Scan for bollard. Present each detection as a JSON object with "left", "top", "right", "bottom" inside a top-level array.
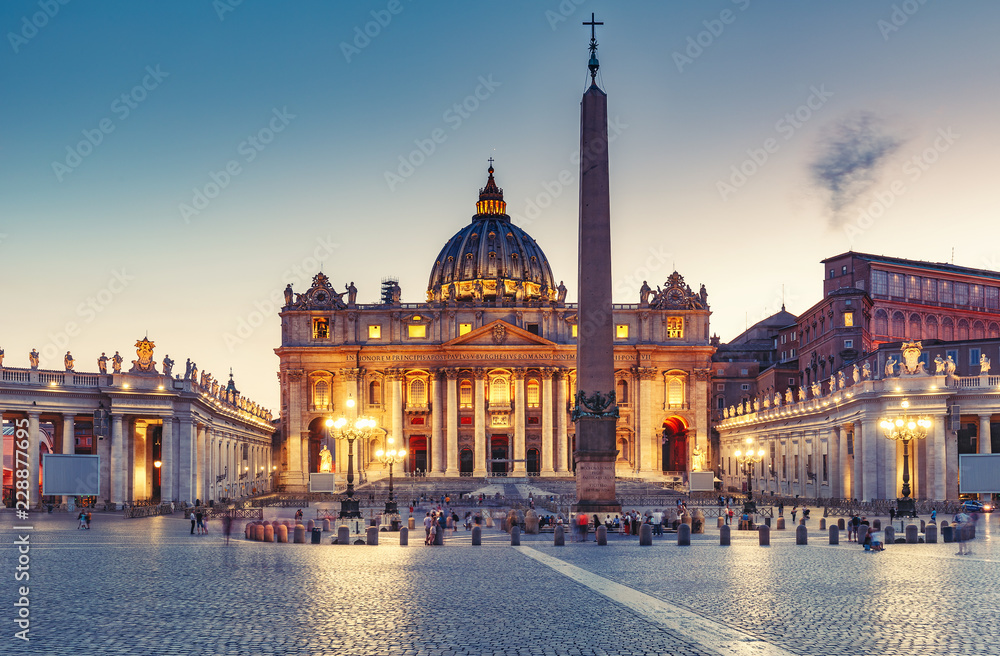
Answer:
[
  {"left": 435, "top": 525, "right": 444, "bottom": 545},
  {"left": 942, "top": 525, "right": 954, "bottom": 542},
  {"left": 925, "top": 523, "right": 937, "bottom": 543},
  {"left": 796, "top": 524, "right": 808, "bottom": 545},
  {"left": 399, "top": 526, "right": 408, "bottom": 546},
  {"left": 307, "top": 519, "right": 315, "bottom": 532},
  {"left": 322, "top": 519, "right": 331, "bottom": 532},
  {"left": 472, "top": 525, "right": 482, "bottom": 546},
  {"left": 277, "top": 524, "right": 288, "bottom": 543},
  {"left": 857, "top": 525, "right": 869, "bottom": 545},
  {"left": 872, "top": 519, "right": 881, "bottom": 530},
  {"left": 883, "top": 526, "right": 895, "bottom": 545},
  {"left": 677, "top": 523, "right": 691, "bottom": 546},
  {"left": 639, "top": 524, "right": 652, "bottom": 546},
  {"left": 255, "top": 524, "right": 265, "bottom": 542},
  {"left": 553, "top": 525, "right": 564, "bottom": 546},
  {"left": 905, "top": 524, "right": 918, "bottom": 544},
  {"left": 681, "top": 513, "right": 692, "bottom": 528},
  {"left": 337, "top": 525, "right": 350, "bottom": 545},
  {"left": 692, "top": 510, "right": 705, "bottom": 534},
  {"left": 819, "top": 518, "right": 826, "bottom": 530},
  {"left": 408, "top": 516, "right": 415, "bottom": 530},
  {"left": 720, "top": 525, "right": 731, "bottom": 546},
  {"left": 597, "top": 525, "right": 608, "bottom": 546},
  {"left": 758, "top": 525, "right": 770, "bottom": 546},
  {"left": 263, "top": 524, "right": 274, "bottom": 542},
  {"left": 293, "top": 524, "right": 306, "bottom": 544},
  {"left": 717, "top": 516, "right": 725, "bottom": 529},
  {"left": 829, "top": 524, "right": 839, "bottom": 544},
  {"left": 244, "top": 522, "right": 252, "bottom": 540},
  {"left": 366, "top": 526, "right": 378, "bottom": 546},
  {"left": 920, "top": 520, "right": 926, "bottom": 533},
  {"left": 838, "top": 518, "right": 845, "bottom": 530},
  {"left": 510, "top": 526, "right": 520, "bottom": 546},
  {"left": 776, "top": 517, "right": 785, "bottom": 530},
  {"left": 800, "top": 518, "right": 806, "bottom": 526}
]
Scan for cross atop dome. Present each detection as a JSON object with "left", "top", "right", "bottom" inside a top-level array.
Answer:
[
  {"left": 476, "top": 160, "right": 506, "bottom": 217},
  {"left": 583, "top": 12, "right": 603, "bottom": 85}
]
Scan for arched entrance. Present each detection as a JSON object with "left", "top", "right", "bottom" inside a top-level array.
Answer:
[
  {"left": 459, "top": 448, "right": 474, "bottom": 475},
  {"left": 408, "top": 436, "right": 427, "bottom": 473},
  {"left": 526, "top": 448, "right": 540, "bottom": 474},
  {"left": 490, "top": 435, "right": 508, "bottom": 475},
  {"left": 661, "top": 416, "right": 689, "bottom": 472},
  {"left": 307, "top": 417, "right": 331, "bottom": 473}
]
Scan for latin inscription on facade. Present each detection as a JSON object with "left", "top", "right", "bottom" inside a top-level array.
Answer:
[{"left": 358, "top": 352, "right": 651, "bottom": 362}]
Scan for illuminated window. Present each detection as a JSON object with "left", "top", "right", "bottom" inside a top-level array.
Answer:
[
  {"left": 616, "top": 379, "right": 629, "bottom": 404},
  {"left": 491, "top": 378, "right": 509, "bottom": 405},
  {"left": 409, "top": 379, "right": 427, "bottom": 405},
  {"left": 615, "top": 324, "right": 629, "bottom": 339},
  {"left": 843, "top": 312, "right": 854, "bottom": 327},
  {"left": 313, "top": 380, "right": 329, "bottom": 408},
  {"left": 312, "top": 318, "right": 329, "bottom": 339},
  {"left": 459, "top": 323, "right": 472, "bottom": 336},
  {"left": 666, "top": 374, "right": 685, "bottom": 407},
  {"left": 368, "top": 380, "right": 381, "bottom": 406},
  {"left": 571, "top": 325, "right": 578, "bottom": 337},
  {"left": 460, "top": 380, "right": 472, "bottom": 407},
  {"left": 368, "top": 325, "right": 381, "bottom": 339},
  {"left": 526, "top": 380, "right": 540, "bottom": 407},
  {"left": 667, "top": 317, "right": 684, "bottom": 338},
  {"left": 408, "top": 324, "right": 426, "bottom": 338}
]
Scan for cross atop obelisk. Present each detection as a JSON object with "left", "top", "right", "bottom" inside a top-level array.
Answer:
[{"left": 572, "top": 13, "right": 619, "bottom": 517}]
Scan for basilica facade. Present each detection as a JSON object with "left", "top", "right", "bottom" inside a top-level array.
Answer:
[{"left": 275, "top": 166, "right": 715, "bottom": 491}]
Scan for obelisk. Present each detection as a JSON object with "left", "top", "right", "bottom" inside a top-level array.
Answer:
[{"left": 572, "top": 14, "right": 620, "bottom": 516}]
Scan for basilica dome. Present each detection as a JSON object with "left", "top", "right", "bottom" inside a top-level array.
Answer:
[{"left": 427, "top": 165, "right": 557, "bottom": 304}]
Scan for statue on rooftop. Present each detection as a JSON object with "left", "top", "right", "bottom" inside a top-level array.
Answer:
[
  {"left": 111, "top": 351, "right": 123, "bottom": 373},
  {"left": 98, "top": 353, "right": 109, "bottom": 374}
]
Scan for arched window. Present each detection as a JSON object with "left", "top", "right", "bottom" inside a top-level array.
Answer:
[
  {"left": 617, "top": 437, "right": 630, "bottom": 462},
  {"left": 526, "top": 380, "right": 540, "bottom": 407},
  {"left": 973, "top": 321, "right": 985, "bottom": 340},
  {"left": 460, "top": 380, "right": 473, "bottom": 407},
  {"left": 989, "top": 323, "right": 1000, "bottom": 339},
  {"left": 908, "top": 314, "right": 921, "bottom": 340},
  {"left": 409, "top": 379, "right": 427, "bottom": 405},
  {"left": 874, "top": 310, "right": 889, "bottom": 336},
  {"left": 891, "top": 312, "right": 905, "bottom": 339},
  {"left": 942, "top": 317, "right": 954, "bottom": 341},
  {"left": 616, "top": 378, "right": 629, "bottom": 405},
  {"left": 368, "top": 380, "right": 382, "bottom": 406},
  {"left": 313, "top": 380, "right": 329, "bottom": 409},
  {"left": 665, "top": 372, "right": 686, "bottom": 408},
  {"left": 958, "top": 319, "right": 970, "bottom": 341},
  {"left": 491, "top": 377, "right": 509, "bottom": 405}
]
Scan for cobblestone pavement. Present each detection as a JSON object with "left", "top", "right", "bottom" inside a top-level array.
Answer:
[{"left": 2, "top": 509, "right": 997, "bottom": 656}]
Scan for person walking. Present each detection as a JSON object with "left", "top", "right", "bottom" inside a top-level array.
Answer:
[
  {"left": 222, "top": 515, "right": 233, "bottom": 545},
  {"left": 195, "top": 508, "right": 205, "bottom": 535},
  {"left": 85, "top": 510, "right": 92, "bottom": 529},
  {"left": 78, "top": 510, "right": 88, "bottom": 529},
  {"left": 423, "top": 512, "right": 433, "bottom": 544},
  {"left": 190, "top": 509, "right": 197, "bottom": 535},
  {"left": 577, "top": 512, "right": 589, "bottom": 542},
  {"left": 791, "top": 507, "right": 798, "bottom": 524}
]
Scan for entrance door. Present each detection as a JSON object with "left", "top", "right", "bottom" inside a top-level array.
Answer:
[
  {"left": 526, "top": 448, "right": 540, "bottom": 474},
  {"left": 661, "top": 416, "right": 689, "bottom": 472},
  {"left": 409, "top": 436, "right": 427, "bottom": 473},
  {"left": 491, "top": 435, "right": 508, "bottom": 475},
  {"left": 459, "top": 448, "right": 474, "bottom": 475}
]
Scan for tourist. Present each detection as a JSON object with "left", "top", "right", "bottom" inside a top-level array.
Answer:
[
  {"left": 652, "top": 509, "right": 663, "bottom": 536},
  {"left": 85, "top": 510, "right": 92, "bottom": 529},
  {"left": 954, "top": 511, "right": 972, "bottom": 555},
  {"left": 791, "top": 507, "right": 797, "bottom": 523},
  {"left": 621, "top": 514, "right": 629, "bottom": 536},
  {"left": 423, "top": 512, "right": 432, "bottom": 544},
  {"left": 196, "top": 508, "right": 205, "bottom": 535},
  {"left": 577, "top": 512, "right": 589, "bottom": 542},
  {"left": 190, "top": 510, "right": 197, "bottom": 535},
  {"left": 78, "top": 510, "right": 88, "bottom": 529},
  {"left": 294, "top": 509, "right": 303, "bottom": 523},
  {"left": 778, "top": 502, "right": 784, "bottom": 517},
  {"left": 429, "top": 519, "right": 438, "bottom": 545},
  {"left": 438, "top": 511, "right": 447, "bottom": 540},
  {"left": 930, "top": 508, "right": 937, "bottom": 523}
]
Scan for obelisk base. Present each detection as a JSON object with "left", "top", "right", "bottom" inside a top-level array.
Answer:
[{"left": 572, "top": 419, "right": 620, "bottom": 514}]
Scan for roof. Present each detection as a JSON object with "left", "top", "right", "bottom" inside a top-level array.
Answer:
[{"left": 823, "top": 251, "right": 1000, "bottom": 282}]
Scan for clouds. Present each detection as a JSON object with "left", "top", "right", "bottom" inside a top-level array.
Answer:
[{"left": 809, "top": 112, "right": 907, "bottom": 222}]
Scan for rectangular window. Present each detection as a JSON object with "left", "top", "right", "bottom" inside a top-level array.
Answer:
[
  {"left": 843, "top": 312, "right": 854, "bottom": 327},
  {"left": 312, "top": 318, "right": 329, "bottom": 339},
  {"left": 741, "top": 383, "right": 750, "bottom": 391},
  {"left": 806, "top": 454, "right": 813, "bottom": 480},
  {"left": 829, "top": 269, "right": 835, "bottom": 279},
  {"left": 460, "top": 381, "right": 472, "bottom": 407},
  {"left": 987, "top": 286, "right": 1000, "bottom": 310},
  {"left": 459, "top": 323, "right": 472, "bottom": 336},
  {"left": 844, "top": 339, "right": 853, "bottom": 349},
  {"left": 889, "top": 272, "right": 905, "bottom": 297},
  {"left": 955, "top": 282, "right": 969, "bottom": 306},
  {"left": 716, "top": 384, "right": 725, "bottom": 391},
  {"left": 794, "top": 454, "right": 800, "bottom": 480},
  {"left": 923, "top": 277, "right": 937, "bottom": 302},
  {"left": 970, "top": 348, "right": 981, "bottom": 368},
  {"left": 526, "top": 323, "right": 540, "bottom": 335},
  {"left": 408, "top": 324, "right": 427, "bottom": 338},
  {"left": 716, "top": 368, "right": 724, "bottom": 375},
  {"left": 717, "top": 397, "right": 724, "bottom": 409},
  {"left": 847, "top": 432, "right": 854, "bottom": 456},
  {"left": 615, "top": 324, "right": 629, "bottom": 339},
  {"left": 526, "top": 381, "right": 540, "bottom": 407},
  {"left": 368, "top": 325, "right": 381, "bottom": 339},
  {"left": 571, "top": 325, "right": 578, "bottom": 337},
  {"left": 871, "top": 270, "right": 888, "bottom": 296},
  {"left": 939, "top": 280, "right": 953, "bottom": 303},
  {"left": 782, "top": 454, "right": 787, "bottom": 478},
  {"left": 667, "top": 317, "right": 684, "bottom": 338},
  {"left": 790, "top": 348, "right": 796, "bottom": 357},
  {"left": 788, "top": 377, "right": 796, "bottom": 385},
  {"left": 842, "top": 265, "right": 847, "bottom": 275},
  {"left": 823, "top": 454, "right": 829, "bottom": 483},
  {"left": 527, "top": 416, "right": 540, "bottom": 425},
  {"left": 907, "top": 275, "right": 921, "bottom": 299},
  {"left": 740, "top": 369, "right": 749, "bottom": 375},
  {"left": 460, "top": 416, "right": 473, "bottom": 425},
  {"left": 971, "top": 284, "right": 984, "bottom": 308}
]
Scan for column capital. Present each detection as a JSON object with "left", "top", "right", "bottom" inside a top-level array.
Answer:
[
  {"left": 444, "top": 368, "right": 461, "bottom": 380},
  {"left": 511, "top": 368, "right": 527, "bottom": 380},
  {"left": 473, "top": 367, "right": 487, "bottom": 380},
  {"left": 285, "top": 369, "right": 305, "bottom": 381},
  {"left": 636, "top": 367, "right": 658, "bottom": 380},
  {"left": 539, "top": 367, "right": 555, "bottom": 380},
  {"left": 341, "top": 367, "right": 361, "bottom": 381}
]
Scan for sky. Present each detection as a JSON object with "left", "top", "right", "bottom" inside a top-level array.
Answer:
[{"left": 2, "top": 1, "right": 999, "bottom": 413}]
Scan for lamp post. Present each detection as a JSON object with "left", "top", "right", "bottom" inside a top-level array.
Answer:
[
  {"left": 880, "top": 400, "right": 931, "bottom": 518},
  {"left": 734, "top": 437, "right": 766, "bottom": 515},
  {"left": 331, "top": 413, "right": 382, "bottom": 518},
  {"left": 374, "top": 437, "right": 407, "bottom": 516}
]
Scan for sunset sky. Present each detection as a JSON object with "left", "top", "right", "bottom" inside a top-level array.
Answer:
[{"left": 2, "top": 1, "right": 999, "bottom": 411}]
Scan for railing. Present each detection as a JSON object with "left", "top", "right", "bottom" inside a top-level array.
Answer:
[
  {"left": 2, "top": 369, "right": 30, "bottom": 383},
  {"left": 123, "top": 503, "right": 174, "bottom": 519},
  {"left": 206, "top": 507, "right": 264, "bottom": 520},
  {"left": 73, "top": 374, "right": 101, "bottom": 386},
  {"left": 39, "top": 372, "right": 63, "bottom": 384},
  {"left": 957, "top": 375, "right": 1000, "bottom": 388}
]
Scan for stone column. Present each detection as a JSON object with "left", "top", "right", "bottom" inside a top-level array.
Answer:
[
  {"left": 861, "top": 417, "right": 879, "bottom": 502},
  {"left": 27, "top": 412, "right": 40, "bottom": 508},
  {"left": 431, "top": 370, "right": 444, "bottom": 474},
  {"left": 541, "top": 369, "right": 555, "bottom": 474},
  {"left": 836, "top": 426, "right": 849, "bottom": 500},
  {"left": 884, "top": 435, "right": 897, "bottom": 502},
  {"left": 828, "top": 427, "right": 840, "bottom": 499},
  {"left": 62, "top": 414, "right": 75, "bottom": 454},
  {"left": 946, "top": 423, "right": 959, "bottom": 500},
  {"left": 797, "top": 435, "right": 807, "bottom": 497},
  {"left": 555, "top": 370, "right": 568, "bottom": 473},
  {"left": 979, "top": 414, "right": 992, "bottom": 454},
  {"left": 637, "top": 368, "right": 656, "bottom": 474},
  {"left": 196, "top": 423, "right": 206, "bottom": 503},
  {"left": 513, "top": 369, "right": 526, "bottom": 475},
  {"left": 473, "top": 370, "right": 487, "bottom": 476},
  {"left": 284, "top": 370, "right": 305, "bottom": 490},
  {"left": 931, "top": 416, "right": 946, "bottom": 501},
  {"left": 445, "top": 370, "right": 459, "bottom": 475},
  {"left": 390, "top": 373, "right": 404, "bottom": 459},
  {"left": 111, "top": 414, "right": 124, "bottom": 505},
  {"left": 161, "top": 417, "right": 174, "bottom": 503},
  {"left": 178, "top": 417, "right": 195, "bottom": 505},
  {"left": 875, "top": 418, "right": 887, "bottom": 500}
]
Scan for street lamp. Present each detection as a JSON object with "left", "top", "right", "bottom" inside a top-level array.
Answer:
[
  {"left": 374, "top": 437, "right": 407, "bottom": 516},
  {"left": 880, "top": 400, "right": 931, "bottom": 518},
  {"left": 734, "top": 437, "right": 766, "bottom": 515},
  {"left": 331, "top": 413, "right": 382, "bottom": 518}
]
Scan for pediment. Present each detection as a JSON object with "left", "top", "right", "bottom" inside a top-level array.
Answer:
[{"left": 444, "top": 320, "right": 556, "bottom": 347}]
